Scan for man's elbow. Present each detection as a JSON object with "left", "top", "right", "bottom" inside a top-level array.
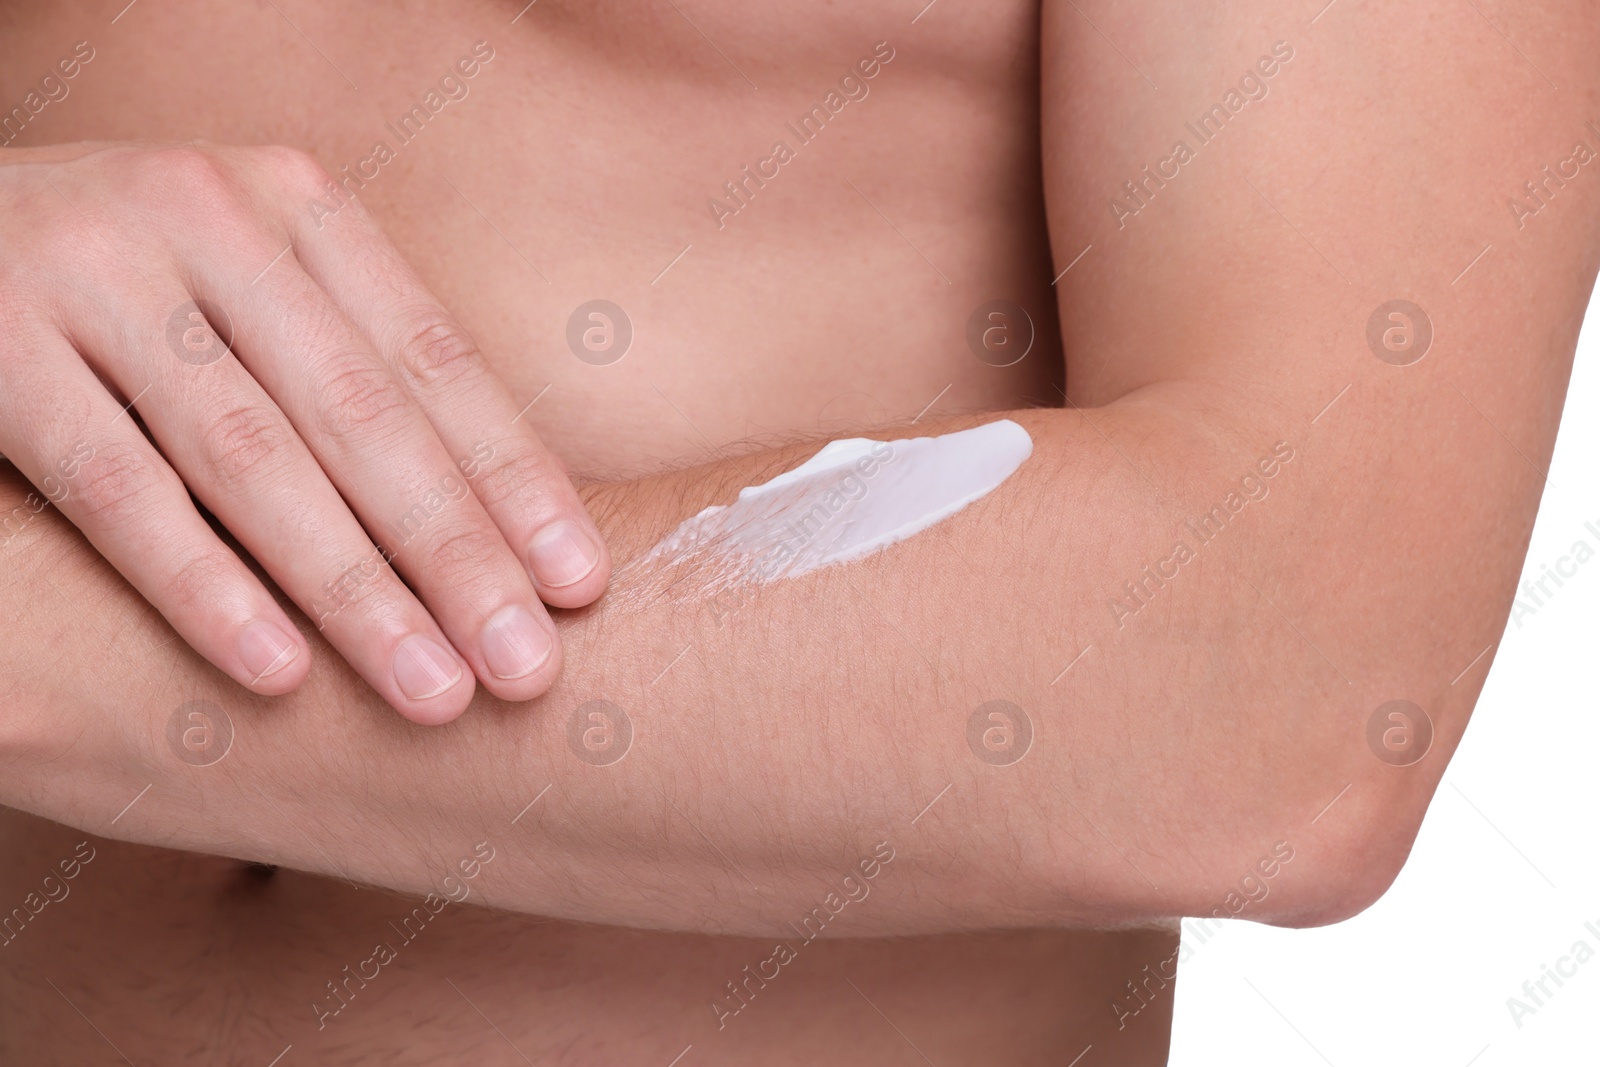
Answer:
[
  {"left": 1031, "top": 757, "right": 1436, "bottom": 933},
  {"left": 1233, "top": 706, "right": 1459, "bottom": 930}
]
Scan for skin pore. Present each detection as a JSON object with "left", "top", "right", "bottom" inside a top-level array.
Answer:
[{"left": 3, "top": 0, "right": 1600, "bottom": 1064}]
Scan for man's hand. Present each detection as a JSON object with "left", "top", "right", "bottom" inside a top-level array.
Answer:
[{"left": 0, "top": 142, "right": 609, "bottom": 723}]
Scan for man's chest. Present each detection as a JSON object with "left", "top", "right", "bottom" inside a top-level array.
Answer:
[{"left": 4, "top": 0, "right": 1061, "bottom": 472}]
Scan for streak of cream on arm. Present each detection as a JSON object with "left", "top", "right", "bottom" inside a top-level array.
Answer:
[{"left": 615, "top": 419, "right": 1034, "bottom": 604}]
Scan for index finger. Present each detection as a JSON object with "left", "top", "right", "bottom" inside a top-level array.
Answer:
[{"left": 290, "top": 195, "right": 611, "bottom": 611}]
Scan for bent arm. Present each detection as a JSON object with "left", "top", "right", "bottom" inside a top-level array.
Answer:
[
  {"left": 5, "top": 0, "right": 1600, "bottom": 937},
  {"left": 0, "top": 362, "right": 1578, "bottom": 938}
]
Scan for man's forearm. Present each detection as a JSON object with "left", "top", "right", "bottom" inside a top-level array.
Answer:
[{"left": 0, "top": 364, "right": 1537, "bottom": 936}]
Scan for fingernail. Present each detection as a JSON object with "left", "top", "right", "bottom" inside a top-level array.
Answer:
[
  {"left": 239, "top": 620, "right": 299, "bottom": 681},
  {"left": 480, "top": 604, "right": 554, "bottom": 680},
  {"left": 393, "top": 636, "right": 463, "bottom": 700},
  {"left": 527, "top": 520, "right": 600, "bottom": 588}
]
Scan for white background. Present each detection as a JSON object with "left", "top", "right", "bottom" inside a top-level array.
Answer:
[{"left": 1170, "top": 294, "right": 1600, "bottom": 1063}]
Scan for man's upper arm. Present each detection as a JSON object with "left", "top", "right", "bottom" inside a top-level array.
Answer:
[
  {"left": 1026, "top": 0, "right": 1600, "bottom": 904},
  {"left": 1043, "top": 0, "right": 1600, "bottom": 403}
]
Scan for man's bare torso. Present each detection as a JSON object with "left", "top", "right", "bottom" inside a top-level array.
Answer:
[{"left": 0, "top": 1, "right": 1175, "bottom": 1062}]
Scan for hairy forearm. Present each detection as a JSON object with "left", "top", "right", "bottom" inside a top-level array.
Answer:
[{"left": 0, "top": 357, "right": 1545, "bottom": 935}]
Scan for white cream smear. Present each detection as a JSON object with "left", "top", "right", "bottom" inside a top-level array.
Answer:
[{"left": 631, "top": 418, "right": 1033, "bottom": 597}]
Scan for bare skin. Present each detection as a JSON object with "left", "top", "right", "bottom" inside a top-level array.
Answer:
[
  {"left": 2, "top": 0, "right": 1598, "bottom": 1065},
  {"left": 2, "top": 3, "right": 1145, "bottom": 1064}
]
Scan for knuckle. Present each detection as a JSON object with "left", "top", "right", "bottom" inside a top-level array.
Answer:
[
  {"left": 125, "top": 149, "right": 260, "bottom": 237},
  {"left": 316, "top": 362, "right": 411, "bottom": 440},
  {"left": 471, "top": 446, "right": 560, "bottom": 514},
  {"left": 311, "top": 547, "right": 395, "bottom": 625},
  {"left": 71, "top": 441, "right": 168, "bottom": 523},
  {"left": 161, "top": 549, "right": 239, "bottom": 615},
  {"left": 261, "top": 145, "right": 333, "bottom": 196},
  {"left": 137, "top": 147, "right": 233, "bottom": 201},
  {"left": 199, "top": 403, "right": 294, "bottom": 487},
  {"left": 397, "top": 316, "right": 484, "bottom": 387},
  {"left": 418, "top": 524, "right": 506, "bottom": 583}
]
